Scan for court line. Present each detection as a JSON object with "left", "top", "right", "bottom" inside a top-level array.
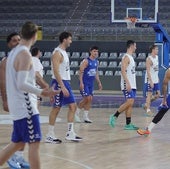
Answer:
[{"left": 41, "top": 153, "right": 93, "bottom": 169}]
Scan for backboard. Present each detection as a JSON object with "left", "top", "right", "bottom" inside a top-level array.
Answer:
[{"left": 111, "top": 0, "right": 158, "bottom": 24}]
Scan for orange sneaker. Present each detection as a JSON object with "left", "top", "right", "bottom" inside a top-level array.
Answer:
[{"left": 137, "top": 129, "right": 150, "bottom": 136}]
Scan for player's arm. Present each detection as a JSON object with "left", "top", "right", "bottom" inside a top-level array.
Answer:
[
  {"left": 95, "top": 65, "right": 102, "bottom": 90},
  {"left": 146, "top": 57, "right": 153, "bottom": 85},
  {"left": 14, "top": 50, "right": 59, "bottom": 97},
  {"left": 121, "top": 55, "right": 131, "bottom": 91},
  {"left": 14, "top": 50, "right": 43, "bottom": 95},
  {"left": 0, "top": 59, "right": 7, "bottom": 102},
  {"left": 51, "top": 51, "right": 69, "bottom": 96},
  {"left": 79, "top": 59, "right": 88, "bottom": 90},
  {"left": 0, "top": 58, "right": 9, "bottom": 111},
  {"left": 162, "top": 69, "right": 170, "bottom": 105}
]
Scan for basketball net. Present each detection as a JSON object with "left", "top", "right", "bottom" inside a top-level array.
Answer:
[{"left": 125, "top": 17, "right": 137, "bottom": 29}]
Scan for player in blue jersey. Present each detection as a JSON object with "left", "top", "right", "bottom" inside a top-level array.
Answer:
[
  {"left": 137, "top": 68, "right": 170, "bottom": 136},
  {"left": 75, "top": 46, "right": 102, "bottom": 123}
]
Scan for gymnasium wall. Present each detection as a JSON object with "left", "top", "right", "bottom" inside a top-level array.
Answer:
[{"left": 0, "top": 40, "right": 153, "bottom": 91}]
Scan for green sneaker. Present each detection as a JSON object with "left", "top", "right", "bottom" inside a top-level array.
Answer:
[
  {"left": 124, "top": 123, "right": 139, "bottom": 130},
  {"left": 109, "top": 114, "right": 117, "bottom": 128}
]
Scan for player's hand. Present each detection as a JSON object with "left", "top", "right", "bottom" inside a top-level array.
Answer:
[
  {"left": 79, "top": 83, "right": 84, "bottom": 91},
  {"left": 41, "top": 86, "right": 61, "bottom": 97},
  {"left": 150, "top": 81, "right": 154, "bottom": 88},
  {"left": 61, "top": 86, "right": 69, "bottom": 97},
  {"left": 50, "top": 96, "right": 54, "bottom": 104},
  {"left": 126, "top": 82, "right": 131, "bottom": 92},
  {"left": 98, "top": 82, "right": 102, "bottom": 90}
]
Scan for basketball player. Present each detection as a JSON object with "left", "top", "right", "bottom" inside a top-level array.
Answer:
[
  {"left": 143, "top": 44, "right": 160, "bottom": 116},
  {"left": 0, "top": 21, "right": 59, "bottom": 169},
  {"left": 109, "top": 40, "right": 139, "bottom": 130},
  {"left": 75, "top": 46, "right": 102, "bottom": 123},
  {"left": 0, "top": 33, "right": 30, "bottom": 169},
  {"left": 31, "top": 47, "right": 49, "bottom": 108},
  {"left": 137, "top": 68, "right": 170, "bottom": 135},
  {"left": 45, "top": 31, "right": 82, "bottom": 143}
]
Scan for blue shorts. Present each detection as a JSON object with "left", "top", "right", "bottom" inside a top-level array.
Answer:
[
  {"left": 80, "top": 83, "right": 94, "bottom": 97},
  {"left": 51, "top": 79, "right": 75, "bottom": 107},
  {"left": 145, "top": 83, "right": 160, "bottom": 93},
  {"left": 12, "top": 114, "right": 41, "bottom": 143},
  {"left": 122, "top": 89, "right": 136, "bottom": 99}
]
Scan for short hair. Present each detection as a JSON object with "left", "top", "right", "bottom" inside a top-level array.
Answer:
[
  {"left": 31, "top": 47, "right": 39, "bottom": 56},
  {"left": 149, "top": 44, "right": 158, "bottom": 53},
  {"left": 126, "top": 40, "right": 135, "bottom": 49},
  {"left": 59, "top": 32, "right": 72, "bottom": 43},
  {"left": 21, "top": 21, "right": 38, "bottom": 40},
  {"left": 6, "top": 32, "right": 19, "bottom": 44},
  {"left": 90, "top": 46, "right": 99, "bottom": 51}
]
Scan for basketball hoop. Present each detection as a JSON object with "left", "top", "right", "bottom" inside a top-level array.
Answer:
[{"left": 125, "top": 17, "right": 137, "bottom": 29}]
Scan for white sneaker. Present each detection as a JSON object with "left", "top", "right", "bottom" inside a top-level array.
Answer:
[
  {"left": 7, "top": 154, "right": 21, "bottom": 169},
  {"left": 45, "top": 135, "right": 62, "bottom": 144},
  {"left": 65, "top": 131, "right": 83, "bottom": 142},
  {"left": 74, "top": 114, "right": 81, "bottom": 123},
  {"left": 83, "top": 116, "right": 93, "bottom": 123}
]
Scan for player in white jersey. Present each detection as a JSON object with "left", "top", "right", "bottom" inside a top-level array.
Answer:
[
  {"left": 31, "top": 47, "right": 49, "bottom": 108},
  {"left": 137, "top": 68, "right": 170, "bottom": 136},
  {"left": 0, "top": 21, "right": 59, "bottom": 169},
  {"left": 143, "top": 45, "right": 160, "bottom": 116},
  {"left": 45, "top": 31, "right": 82, "bottom": 144},
  {"left": 0, "top": 32, "right": 31, "bottom": 169},
  {"left": 109, "top": 40, "right": 139, "bottom": 130}
]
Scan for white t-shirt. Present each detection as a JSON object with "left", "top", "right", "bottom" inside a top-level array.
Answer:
[
  {"left": 6, "top": 45, "right": 39, "bottom": 121},
  {"left": 32, "top": 57, "right": 44, "bottom": 77},
  {"left": 145, "top": 55, "right": 159, "bottom": 83},
  {"left": 51, "top": 46, "right": 70, "bottom": 80},
  {"left": 121, "top": 53, "right": 136, "bottom": 90}
]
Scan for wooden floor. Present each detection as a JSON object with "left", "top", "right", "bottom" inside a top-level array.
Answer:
[{"left": 1, "top": 103, "right": 170, "bottom": 169}]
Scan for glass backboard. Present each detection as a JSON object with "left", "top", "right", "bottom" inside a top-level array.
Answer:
[{"left": 111, "top": 0, "right": 158, "bottom": 23}]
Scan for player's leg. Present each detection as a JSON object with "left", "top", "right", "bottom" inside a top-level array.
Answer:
[
  {"left": 28, "top": 142, "right": 40, "bottom": 169},
  {"left": 137, "top": 95, "right": 170, "bottom": 136},
  {"left": 46, "top": 79, "right": 62, "bottom": 144},
  {"left": 109, "top": 89, "right": 136, "bottom": 128},
  {"left": 124, "top": 100, "right": 139, "bottom": 130},
  {"left": 64, "top": 81, "right": 83, "bottom": 141},
  {"left": 0, "top": 142, "right": 24, "bottom": 166}
]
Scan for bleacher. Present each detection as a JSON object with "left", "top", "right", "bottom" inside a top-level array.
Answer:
[
  {"left": 0, "top": 0, "right": 170, "bottom": 41},
  {"left": 37, "top": 51, "right": 146, "bottom": 76}
]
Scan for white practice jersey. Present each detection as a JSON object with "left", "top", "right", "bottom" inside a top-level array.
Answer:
[
  {"left": 51, "top": 46, "right": 70, "bottom": 80},
  {"left": 32, "top": 57, "right": 44, "bottom": 77},
  {"left": 145, "top": 55, "right": 159, "bottom": 83},
  {"left": 121, "top": 53, "right": 136, "bottom": 90},
  {"left": 6, "top": 45, "right": 39, "bottom": 121}
]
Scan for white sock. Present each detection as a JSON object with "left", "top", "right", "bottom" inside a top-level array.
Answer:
[
  {"left": 48, "top": 125, "right": 55, "bottom": 136},
  {"left": 76, "top": 108, "right": 81, "bottom": 115},
  {"left": 147, "top": 109, "right": 151, "bottom": 113},
  {"left": 15, "top": 151, "right": 24, "bottom": 157},
  {"left": 147, "top": 122, "right": 156, "bottom": 132},
  {"left": 83, "top": 110, "right": 89, "bottom": 119},
  {"left": 68, "top": 123, "right": 74, "bottom": 132}
]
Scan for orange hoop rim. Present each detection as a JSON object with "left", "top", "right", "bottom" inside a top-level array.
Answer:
[{"left": 125, "top": 17, "right": 138, "bottom": 23}]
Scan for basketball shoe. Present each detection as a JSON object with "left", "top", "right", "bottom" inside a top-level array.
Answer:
[
  {"left": 109, "top": 114, "right": 117, "bottom": 127},
  {"left": 45, "top": 132, "right": 62, "bottom": 144},
  {"left": 65, "top": 131, "right": 83, "bottom": 142},
  {"left": 137, "top": 128, "right": 150, "bottom": 136},
  {"left": 124, "top": 123, "right": 139, "bottom": 130}
]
